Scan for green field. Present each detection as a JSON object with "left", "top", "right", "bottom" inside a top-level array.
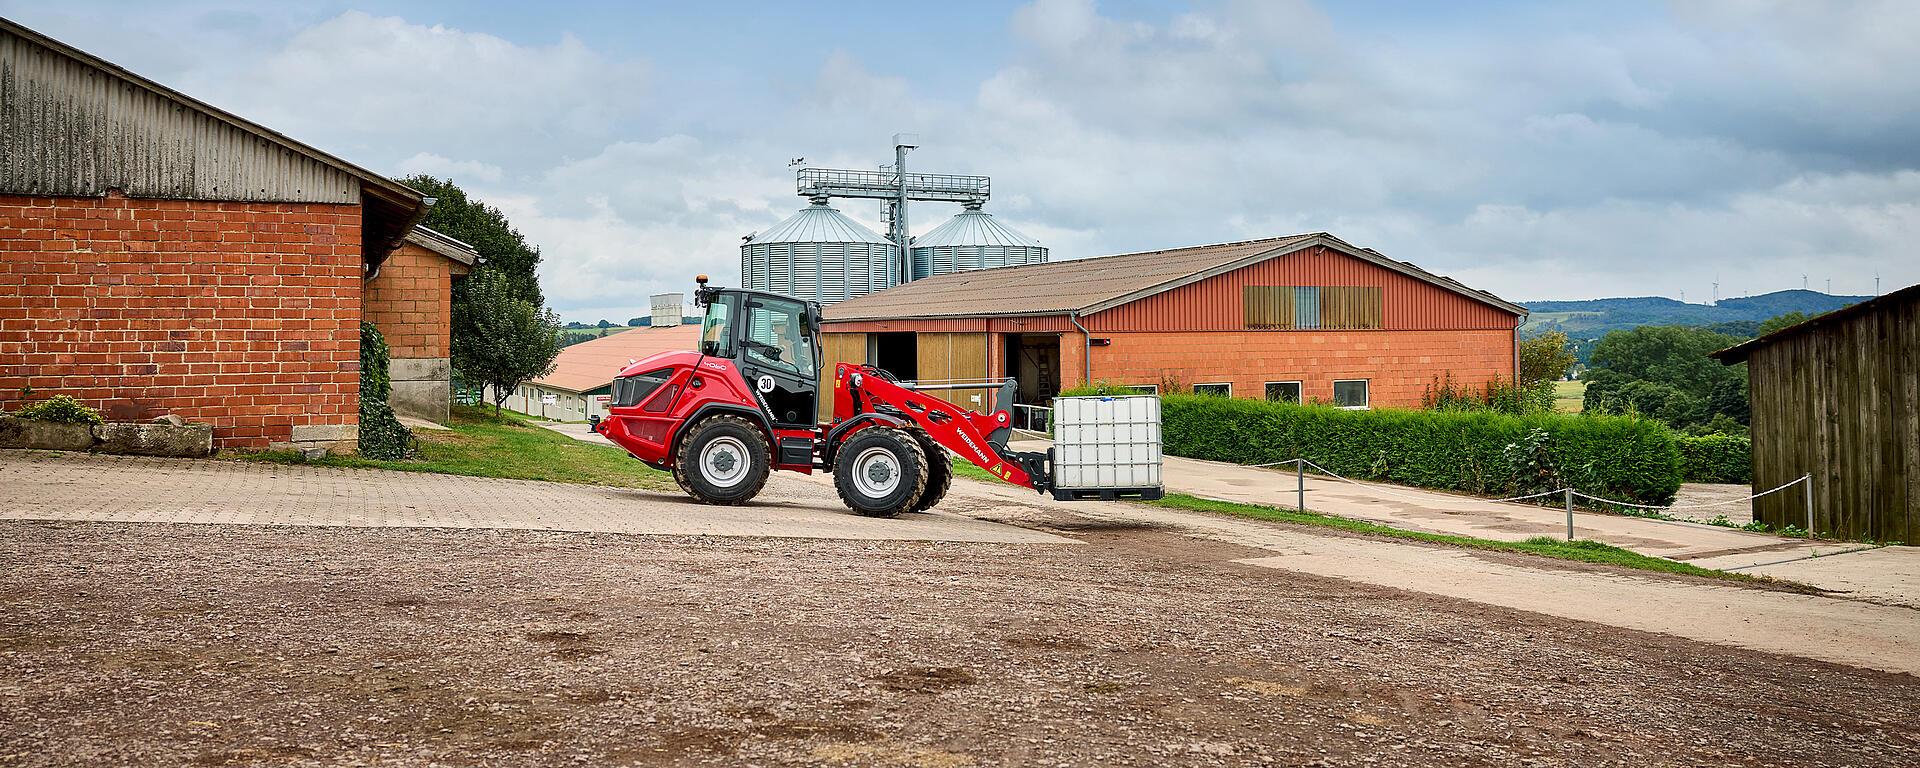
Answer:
[{"left": 1553, "top": 380, "right": 1586, "bottom": 413}]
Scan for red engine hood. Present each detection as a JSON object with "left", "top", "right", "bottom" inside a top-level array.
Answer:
[{"left": 614, "top": 349, "right": 704, "bottom": 379}]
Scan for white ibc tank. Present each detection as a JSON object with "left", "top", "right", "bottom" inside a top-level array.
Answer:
[{"left": 1051, "top": 395, "right": 1162, "bottom": 495}]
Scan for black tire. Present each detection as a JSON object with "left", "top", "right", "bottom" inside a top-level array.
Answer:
[
  {"left": 673, "top": 416, "right": 770, "bottom": 505},
  {"left": 833, "top": 428, "right": 928, "bottom": 518},
  {"left": 909, "top": 431, "right": 952, "bottom": 513}
]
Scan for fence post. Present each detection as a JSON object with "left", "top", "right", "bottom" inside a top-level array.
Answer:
[
  {"left": 1564, "top": 488, "right": 1574, "bottom": 542},
  {"left": 1296, "top": 459, "right": 1305, "bottom": 513},
  {"left": 1803, "top": 473, "right": 1814, "bottom": 540}
]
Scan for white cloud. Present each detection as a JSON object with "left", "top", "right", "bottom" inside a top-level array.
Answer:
[{"left": 396, "top": 153, "right": 503, "bottom": 184}]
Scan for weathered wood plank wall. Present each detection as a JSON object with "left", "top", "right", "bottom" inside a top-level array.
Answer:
[{"left": 1747, "top": 292, "right": 1917, "bottom": 542}]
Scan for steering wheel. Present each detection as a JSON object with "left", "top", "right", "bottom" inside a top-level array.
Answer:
[{"left": 742, "top": 338, "right": 784, "bottom": 361}]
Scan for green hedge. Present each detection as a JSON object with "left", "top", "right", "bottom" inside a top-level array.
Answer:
[
  {"left": 1676, "top": 434, "right": 1751, "bottom": 484},
  {"left": 1159, "top": 394, "right": 1682, "bottom": 505}
]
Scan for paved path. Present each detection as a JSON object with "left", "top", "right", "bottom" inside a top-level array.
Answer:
[
  {"left": 1007, "top": 438, "right": 1920, "bottom": 608},
  {"left": 0, "top": 450, "right": 1069, "bottom": 545},
  {"left": 938, "top": 474, "right": 1920, "bottom": 676}
]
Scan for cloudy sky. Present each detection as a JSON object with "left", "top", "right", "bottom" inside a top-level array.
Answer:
[{"left": 7, "top": 0, "right": 1917, "bottom": 321}]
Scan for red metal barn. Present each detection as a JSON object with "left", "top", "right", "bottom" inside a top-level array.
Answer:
[{"left": 818, "top": 233, "right": 1526, "bottom": 414}]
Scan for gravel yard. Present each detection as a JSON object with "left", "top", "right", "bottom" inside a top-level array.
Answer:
[{"left": 3, "top": 521, "right": 1915, "bottom": 767}]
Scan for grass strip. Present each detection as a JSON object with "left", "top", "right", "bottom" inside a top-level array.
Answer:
[
  {"left": 230, "top": 406, "right": 673, "bottom": 490},
  {"left": 1151, "top": 492, "right": 1771, "bottom": 583}
]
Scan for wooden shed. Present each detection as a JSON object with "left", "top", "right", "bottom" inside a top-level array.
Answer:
[{"left": 1713, "top": 284, "right": 1919, "bottom": 543}]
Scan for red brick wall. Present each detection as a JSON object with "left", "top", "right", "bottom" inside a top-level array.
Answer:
[
  {"left": 0, "top": 193, "right": 363, "bottom": 448},
  {"left": 1080, "top": 329, "right": 1515, "bottom": 408},
  {"left": 363, "top": 241, "right": 454, "bottom": 359}
]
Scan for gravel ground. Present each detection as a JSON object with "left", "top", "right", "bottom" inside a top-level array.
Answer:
[{"left": 2, "top": 520, "right": 1916, "bottom": 767}]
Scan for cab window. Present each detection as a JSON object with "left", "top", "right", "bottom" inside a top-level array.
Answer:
[
  {"left": 742, "top": 296, "right": 816, "bottom": 378},
  {"left": 700, "top": 296, "right": 735, "bottom": 358}
]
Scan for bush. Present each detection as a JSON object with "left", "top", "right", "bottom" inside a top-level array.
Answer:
[
  {"left": 1160, "top": 394, "right": 1681, "bottom": 505},
  {"left": 1676, "top": 434, "right": 1751, "bottom": 484},
  {"left": 12, "top": 395, "right": 104, "bottom": 425},
  {"left": 358, "top": 322, "right": 414, "bottom": 460}
]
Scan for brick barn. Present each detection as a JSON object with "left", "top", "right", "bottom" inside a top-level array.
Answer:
[
  {"left": 363, "top": 226, "right": 477, "bottom": 425},
  {"left": 820, "top": 233, "right": 1526, "bottom": 412},
  {"left": 0, "top": 18, "right": 435, "bottom": 451}
]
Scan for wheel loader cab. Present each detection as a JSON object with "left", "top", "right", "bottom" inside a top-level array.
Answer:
[{"left": 696, "top": 286, "right": 822, "bottom": 429}]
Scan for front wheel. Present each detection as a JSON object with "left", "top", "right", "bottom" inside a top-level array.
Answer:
[
  {"left": 673, "top": 416, "right": 770, "bottom": 505},
  {"left": 833, "top": 428, "right": 928, "bottom": 518}
]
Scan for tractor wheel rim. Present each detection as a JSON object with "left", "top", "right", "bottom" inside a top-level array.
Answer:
[
  {"left": 700, "top": 436, "right": 751, "bottom": 488},
  {"left": 851, "top": 446, "right": 901, "bottom": 498}
]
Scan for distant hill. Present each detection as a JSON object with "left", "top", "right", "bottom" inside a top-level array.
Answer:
[
  {"left": 1522, "top": 289, "right": 1869, "bottom": 364},
  {"left": 1523, "top": 289, "right": 1868, "bottom": 340}
]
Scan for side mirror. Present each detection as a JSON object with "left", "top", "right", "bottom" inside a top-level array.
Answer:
[{"left": 806, "top": 307, "right": 822, "bottom": 335}]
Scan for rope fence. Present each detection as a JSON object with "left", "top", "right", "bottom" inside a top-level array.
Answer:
[{"left": 1246, "top": 457, "right": 1815, "bottom": 542}]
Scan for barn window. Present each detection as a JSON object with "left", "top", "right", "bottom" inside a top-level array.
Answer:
[
  {"left": 1244, "top": 286, "right": 1383, "bottom": 330},
  {"left": 1193, "top": 382, "right": 1232, "bottom": 397},
  {"left": 1333, "top": 380, "right": 1370, "bottom": 409},
  {"left": 1265, "top": 381, "right": 1301, "bottom": 403}
]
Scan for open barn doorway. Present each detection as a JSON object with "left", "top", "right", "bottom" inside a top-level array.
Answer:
[
  {"left": 1003, "top": 333, "right": 1060, "bottom": 405},
  {"left": 874, "top": 332, "right": 917, "bottom": 381}
]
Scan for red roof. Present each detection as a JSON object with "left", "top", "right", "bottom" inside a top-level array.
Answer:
[{"left": 533, "top": 325, "right": 702, "bottom": 393}]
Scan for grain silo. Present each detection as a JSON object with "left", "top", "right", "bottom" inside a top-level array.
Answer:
[
  {"left": 741, "top": 197, "right": 900, "bottom": 305},
  {"left": 909, "top": 202, "right": 1047, "bottom": 281}
]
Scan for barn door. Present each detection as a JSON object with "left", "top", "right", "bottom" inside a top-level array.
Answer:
[
  {"left": 818, "top": 332, "right": 868, "bottom": 422},
  {"left": 916, "top": 332, "right": 990, "bottom": 410}
]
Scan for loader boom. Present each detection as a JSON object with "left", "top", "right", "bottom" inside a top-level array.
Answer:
[{"left": 827, "top": 363, "right": 1050, "bottom": 493}]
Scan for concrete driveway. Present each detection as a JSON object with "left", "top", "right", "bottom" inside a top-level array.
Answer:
[{"left": 999, "top": 438, "right": 1920, "bottom": 609}]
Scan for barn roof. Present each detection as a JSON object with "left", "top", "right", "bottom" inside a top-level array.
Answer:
[
  {"left": 533, "top": 324, "right": 703, "bottom": 393},
  {"left": 403, "top": 226, "right": 479, "bottom": 266},
  {"left": 1712, "top": 282, "right": 1918, "bottom": 364},
  {"left": 823, "top": 232, "right": 1525, "bottom": 322},
  {"left": 0, "top": 16, "right": 426, "bottom": 266}
]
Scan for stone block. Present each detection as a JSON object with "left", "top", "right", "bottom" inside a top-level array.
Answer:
[
  {"left": 389, "top": 357, "right": 450, "bottom": 382},
  {"left": 91, "top": 421, "right": 214, "bottom": 457},
  {"left": 389, "top": 379, "right": 451, "bottom": 424},
  {"left": 0, "top": 416, "right": 96, "bottom": 452},
  {"left": 290, "top": 424, "right": 359, "bottom": 444}
]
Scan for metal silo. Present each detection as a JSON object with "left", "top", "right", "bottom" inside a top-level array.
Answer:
[
  {"left": 909, "top": 202, "right": 1047, "bottom": 281},
  {"left": 741, "top": 197, "right": 900, "bottom": 305}
]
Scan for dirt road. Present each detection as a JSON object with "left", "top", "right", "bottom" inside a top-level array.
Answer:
[{"left": 4, "top": 520, "right": 1918, "bottom": 767}]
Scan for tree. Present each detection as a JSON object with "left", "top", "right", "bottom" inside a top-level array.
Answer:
[
  {"left": 1581, "top": 325, "right": 1746, "bottom": 429},
  {"left": 453, "top": 269, "right": 562, "bottom": 419},
  {"left": 626, "top": 317, "right": 650, "bottom": 327},
  {"left": 398, "top": 175, "right": 545, "bottom": 305},
  {"left": 1757, "top": 311, "right": 1809, "bottom": 337},
  {"left": 1519, "top": 331, "right": 1576, "bottom": 385},
  {"left": 597, "top": 319, "right": 613, "bottom": 329}
]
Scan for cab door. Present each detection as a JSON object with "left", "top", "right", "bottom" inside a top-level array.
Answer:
[{"left": 733, "top": 295, "right": 820, "bottom": 428}]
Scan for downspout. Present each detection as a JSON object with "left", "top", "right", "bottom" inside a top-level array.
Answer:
[
  {"left": 1512, "top": 315, "right": 1522, "bottom": 384},
  {"left": 1069, "top": 311, "right": 1092, "bottom": 387}
]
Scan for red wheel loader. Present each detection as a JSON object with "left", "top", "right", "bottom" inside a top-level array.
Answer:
[{"left": 590, "top": 277, "right": 1163, "bottom": 517}]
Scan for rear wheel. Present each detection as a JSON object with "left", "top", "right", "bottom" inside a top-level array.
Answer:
[
  {"left": 833, "top": 428, "right": 928, "bottom": 518},
  {"left": 909, "top": 431, "right": 952, "bottom": 513},
  {"left": 673, "top": 416, "right": 770, "bottom": 505}
]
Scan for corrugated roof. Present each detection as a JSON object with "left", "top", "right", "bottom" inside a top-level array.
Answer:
[
  {"left": 403, "top": 225, "right": 478, "bottom": 265},
  {"left": 748, "top": 202, "right": 894, "bottom": 246},
  {"left": 533, "top": 324, "right": 702, "bottom": 393},
  {"left": 912, "top": 205, "right": 1043, "bottom": 249},
  {"left": 823, "top": 232, "right": 1526, "bottom": 322}
]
